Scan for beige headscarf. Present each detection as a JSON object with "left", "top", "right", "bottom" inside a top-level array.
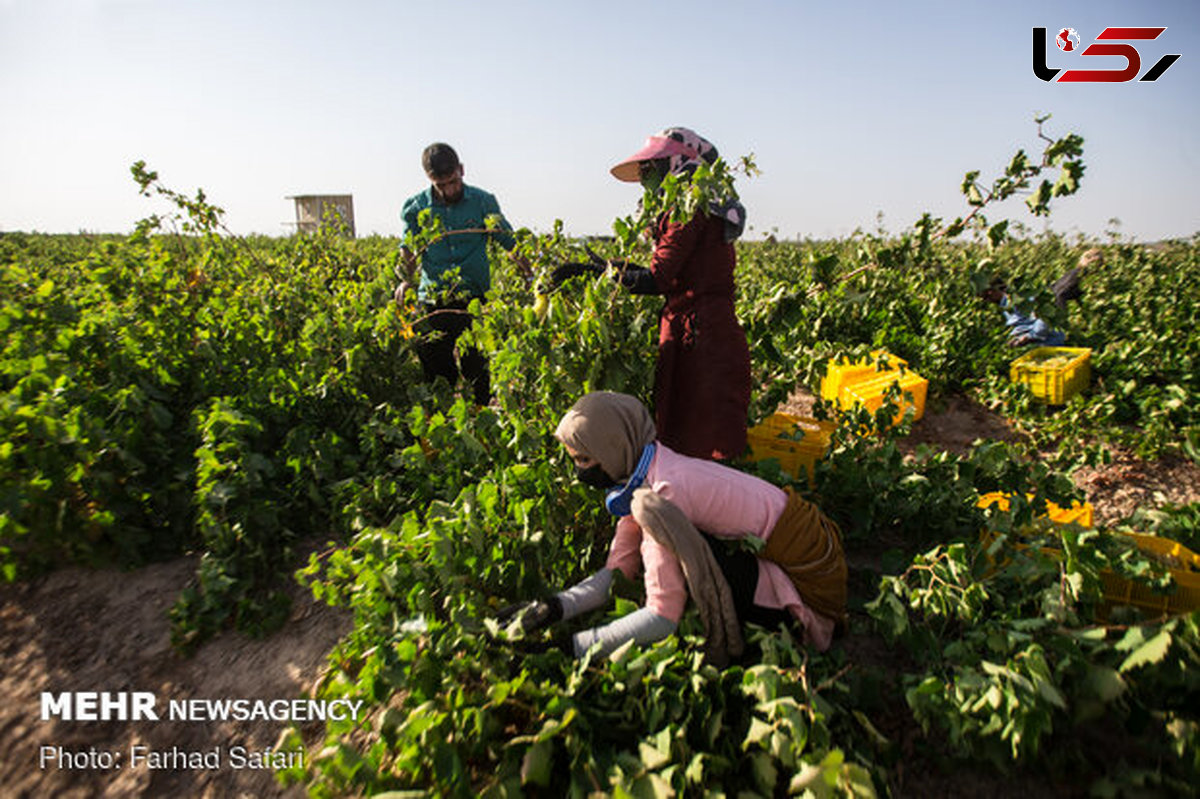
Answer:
[
  {"left": 555, "top": 392, "right": 745, "bottom": 666},
  {"left": 554, "top": 391, "right": 656, "bottom": 481}
]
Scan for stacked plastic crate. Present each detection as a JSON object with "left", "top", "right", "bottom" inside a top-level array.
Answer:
[{"left": 820, "top": 349, "right": 928, "bottom": 427}]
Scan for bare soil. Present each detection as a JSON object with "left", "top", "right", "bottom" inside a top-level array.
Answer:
[
  {"left": 2, "top": 390, "right": 1197, "bottom": 797},
  {"left": 0, "top": 552, "right": 351, "bottom": 799}
]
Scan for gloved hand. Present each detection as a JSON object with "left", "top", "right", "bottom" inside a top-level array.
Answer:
[
  {"left": 494, "top": 596, "right": 563, "bottom": 634},
  {"left": 550, "top": 261, "right": 605, "bottom": 287},
  {"left": 511, "top": 628, "right": 574, "bottom": 657},
  {"left": 611, "top": 263, "right": 658, "bottom": 295}
]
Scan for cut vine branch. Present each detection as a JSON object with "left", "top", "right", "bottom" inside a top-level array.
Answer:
[{"left": 937, "top": 115, "right": 1085, "bottom": 242}]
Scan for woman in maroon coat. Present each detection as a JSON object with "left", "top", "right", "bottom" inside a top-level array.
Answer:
[{"left": 609, "top": 127, "right": 752, "bottom": 461}]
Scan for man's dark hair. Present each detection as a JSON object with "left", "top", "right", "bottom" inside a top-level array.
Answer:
[
  {"left": 422, "top": 143, "right": 460, "bottom": 178},
  {"left": 978, "top": 276, "right": 1007, "bottom": 304}
]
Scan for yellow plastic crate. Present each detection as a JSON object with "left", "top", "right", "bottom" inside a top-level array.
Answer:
[
  {"left": 1099, "top": 533, "right": 1200, "bottom": 619},
  {"left": 1010, "top": 346, "right": 1092, "bottom": 405},
  {"left": 978, "top": 509, "right": 1200, "bottom": 619},
  {"left": 838, "top": 368, "right": 928, "bottom": 426},
  {"left": 746, "top": 412, "right": 834, "bottom": 484},
  {"left": 1122, "top": 532, "right": 1200, "bottom": 570},
  {"left": 1053, "top": 502, "right": 1094, "bottom": 528},
  {"left": 976, "top": 492, "right": 1095, "bottom": 527},
  {"left": 820, "top": 349, "right": 907, "bottom": 402}
]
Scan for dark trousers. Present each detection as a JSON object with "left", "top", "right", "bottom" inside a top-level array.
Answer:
[
  {"left": 414, "top": 301, "right": 490, "bottom": 405},
  {"left": 701, "top": 533, "right": 795, "bottom": 630}
]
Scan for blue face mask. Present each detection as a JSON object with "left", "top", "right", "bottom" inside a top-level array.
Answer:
[{"left": 604, "top": 443, "right": 657, "bottom": 517}]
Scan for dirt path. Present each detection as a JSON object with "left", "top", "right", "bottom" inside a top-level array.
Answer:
[{"left": 0, "top": 555, "right": 351, "bottom": 799}]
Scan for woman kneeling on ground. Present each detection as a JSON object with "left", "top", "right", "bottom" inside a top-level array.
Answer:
[{"left": 499, "top": 391, "right": 847, "bottom": 666}]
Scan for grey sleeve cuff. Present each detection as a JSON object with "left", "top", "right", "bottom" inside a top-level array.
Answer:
[
  {"left": 571, "top": 607, "right": 677, "bottom": 659},
  {"left": 554, "top": 568, "right": 614, "bottom": 621}
]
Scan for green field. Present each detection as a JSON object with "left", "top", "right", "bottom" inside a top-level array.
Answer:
[{"left": 3, "top": 149, "right": 1199, "bottom": 796}]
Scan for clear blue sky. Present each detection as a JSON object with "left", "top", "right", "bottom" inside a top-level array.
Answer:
[{"left": 2, "top": 0, "right": 1197, "bottom": 241}]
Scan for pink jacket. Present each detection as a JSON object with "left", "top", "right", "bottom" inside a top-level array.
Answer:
[{"left": 605, "top": 443, "right": 836, "bottom": 650}]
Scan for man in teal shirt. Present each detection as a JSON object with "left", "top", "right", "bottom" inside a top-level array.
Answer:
[{"left": 398, "top": 143, "right": 522, "bottom": 404}]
